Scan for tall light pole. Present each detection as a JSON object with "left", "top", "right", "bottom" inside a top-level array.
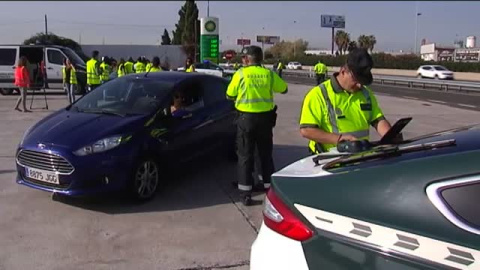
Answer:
[
  {"left": 414, "top": 11, "right": 422, "bottom": 54},
  {"left": 207, "top": 1, "right": 210, "bottom": 17},
  {"left": 293, "top": 20, "right": 297, "bottom": 58},
  {"left": 261, "top": 26, "right": 265, "bottom": 61}
]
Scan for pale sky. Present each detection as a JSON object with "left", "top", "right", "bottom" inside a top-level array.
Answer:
[{"left": 0, "top": 1, "right": 478, "bottom": 52}]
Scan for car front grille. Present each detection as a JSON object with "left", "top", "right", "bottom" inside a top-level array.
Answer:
[{"left": 17, "top": 150, "right": 74, "bottom": 174}]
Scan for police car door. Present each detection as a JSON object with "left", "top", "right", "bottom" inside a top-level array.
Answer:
[
  {"left": 45, "top": 48, "right": 66, "bottom": 89},
  {"left": 0, "top": 46, "right": 19, "bottom": 91}
]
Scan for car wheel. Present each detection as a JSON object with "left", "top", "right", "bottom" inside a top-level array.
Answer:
[
  {"left": 434, "top": 75, "right": 439, "bottom": 80},
  {"left": 417, "top": 74, "right": 422, "bottom": 79},
  {"left": 0, "top": 88, "right": 14, "bottom": 95},
  {"left": 129, "top": 158, "right": 160, "bottom": 201}
]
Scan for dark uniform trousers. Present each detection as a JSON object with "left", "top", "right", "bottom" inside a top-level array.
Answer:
[
  {"left": 236, "top": 110, "right": 276, "bottom": 196},
  {"left": 316, "top": 74, "right": 326, "bottom": 85}
]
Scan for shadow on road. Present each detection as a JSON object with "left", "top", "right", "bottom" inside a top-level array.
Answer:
[{"left": 56, "top": 144, "right": 309, "bottom": 215}]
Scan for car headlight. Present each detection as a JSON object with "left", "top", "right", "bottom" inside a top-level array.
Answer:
[{"left": 73, "top": 135, "right": 129, "bottom": 156}]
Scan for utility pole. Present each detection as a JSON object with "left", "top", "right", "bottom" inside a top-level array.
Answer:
[
  {"left": 293, "top": 20, "right": 297, "bottom": 58},
  {"left": 207, "top": 0, "right": 210, "bottom": 17},
  {"left": 44, "top": 14, "right": 48, "bottom": 39},
  {"left": 331, "top": 27, "right": 335, "bottom": 55}
]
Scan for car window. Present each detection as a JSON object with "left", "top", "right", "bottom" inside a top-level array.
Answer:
[
  {"left": 170, "top": 79, "right": 205, "bottom": 115},
  {"left": 434, "top": 66, "right": 447, "bottom": 71},
  {"left": 47, "top": 49, "right": 65, "bottom": 65},
  {"left": 422, "top": 66, "right": 431, "bottom": 70},
  {"left": 72, "top": 78, "right": 173, "bottom": 115},
  {"left": 0, "top": 48, "right": 17, "bottom": 65},
  {"left": 441, "top": 182, "right": 480, "bottom": 228},
  {"left": 202, "top": 77, "right": 228, "bottom": 106}
]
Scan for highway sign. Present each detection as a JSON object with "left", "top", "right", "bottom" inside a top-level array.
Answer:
[
  {"left": 321, "top": 15, "right": 345, "bottom": 28},
  {"left": 237, "top": 39, "right": 251, "bottom": 46},
  {"left": 256, "top": 36, "right": 280, "bottom": 45}
]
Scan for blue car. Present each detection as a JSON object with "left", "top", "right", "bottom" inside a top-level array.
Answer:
[{"left": 15, "top": 72, "right": 237, "bottom": 200}]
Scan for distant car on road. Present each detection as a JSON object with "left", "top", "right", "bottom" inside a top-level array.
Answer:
[
  {"left": 287, "top": 62, "right": 302, "bottom": 70},
  {"left": 16, "top": 72, "right": 236, "bottom": 201},
  {"left": 417, "top": 65, "right": 454, "bottom": 80},
  {"left": 251, "top": 123, "right": 480, "bottom": 270}
]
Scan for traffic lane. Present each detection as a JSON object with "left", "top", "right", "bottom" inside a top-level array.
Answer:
[
  {"left": 284, "top": 75, "right": 480, "bottom": 111},
  {"left": 0, "top": 95, "right": 259, "bottom": 270}
]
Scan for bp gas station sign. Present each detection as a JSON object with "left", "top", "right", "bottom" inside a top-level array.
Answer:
[{"left": 200, "top": 17, "right": 219, "bottom": 64}]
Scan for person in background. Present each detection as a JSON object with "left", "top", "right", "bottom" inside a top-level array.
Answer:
[
  {"left": 100, "top": 56, "right": 111, "bottom": 84},
  {"left": 14, "top": 56, "right": 31, "bottom": 112},
  {"left": 185, "top": 57, "right": 195, "bottom": 72},
  {"left": 145, "top": 58, "right": 152, "bottom": 72},
  {"left": 135, "top": 57, "right": 146, "bottom": 73},
  {"left": 125, "top": 57, "right": 135, "bottom": 74},
  {"left": 62, "top": 58, "right": 71, "bottom": 96},
  {"left": 66, "top": 59, "right": 77, "bottom": 104},
  {"left": 147, "top": 57, "right": 162, "bottom": 72},
  {"left": 314, "top": 60, "right": 328, "bottom": 85},
  {"left": 117, "top": 58, "right": 126, "bottom": 77},
  {"left": 276, "top": 60, "right": 284, "bottom": 78},
  {"left": 86, "top": 50, "right": 101, "bottom": 92}
]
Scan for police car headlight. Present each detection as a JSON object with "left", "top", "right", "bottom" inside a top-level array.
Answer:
[{"left": 74, "top": 135, "right": 125, "bottom": 156}]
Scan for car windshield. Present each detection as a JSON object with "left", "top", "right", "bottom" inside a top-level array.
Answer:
[
  {"left": 61, "top": 47, "right": 85, "bottom": 66},
  {"left": 434, "top": 66, "right": 448, "bottom": 71},
  {"left": 71, "top": 78, "right": 172, "bottom": 116}
]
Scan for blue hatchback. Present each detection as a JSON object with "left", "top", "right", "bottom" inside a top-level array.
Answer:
[{"left": 16, "top": 72, "right": 237, "bottom": 200}]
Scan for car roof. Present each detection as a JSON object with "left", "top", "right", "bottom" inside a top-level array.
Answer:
[{"left": 122, "top": 71, "right": 227, "bottom": 85}]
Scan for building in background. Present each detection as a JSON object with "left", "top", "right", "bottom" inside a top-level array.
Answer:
[
  {"left": 420, "top": 43, "right": 455, "bottom": 62},
  {"left": 454, "top": 48, "right": 480, "bottom": 62},
  {"left": 80, "top": 45, "right": 187, "bottom": 70},
  {"left": 304, "top": 49, "right": 334, "bottom": 56},
  {"left": 466, "top": 36, "right": 476, "bottom": 48}
]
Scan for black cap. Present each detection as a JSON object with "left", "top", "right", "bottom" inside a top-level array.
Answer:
[
  {"left": 347, "top": 48, "right": 373, "bottom": 85},
  {"left": 241, "top": 46, "right": 263, "bottom": 61}
]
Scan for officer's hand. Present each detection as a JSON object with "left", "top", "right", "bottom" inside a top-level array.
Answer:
[{"left": 339, "top": 134, "right": 358, "bottom": 142}]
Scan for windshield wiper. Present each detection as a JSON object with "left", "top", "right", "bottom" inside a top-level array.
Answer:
[
  {"left": 323, "top": 139, "right": 456, "bottom": 169},
  {"left": 74, "top": 107, "right": 126, "bottom": 117}
]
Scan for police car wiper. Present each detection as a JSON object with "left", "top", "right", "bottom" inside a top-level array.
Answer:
[
  {"left": 323, "top": 139, "right": 456, "bottom": 169},
  {"left": 75, "top": 108, "right": 126, "bottom": 117}
]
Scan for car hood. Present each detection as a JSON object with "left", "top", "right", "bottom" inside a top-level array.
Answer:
[{"left": 24, "top": 109, "right": 149, "bottom": 149}]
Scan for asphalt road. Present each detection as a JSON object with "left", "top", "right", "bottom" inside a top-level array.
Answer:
[{"left": 1, "top": 83, "right": 480, "bottom": 270}]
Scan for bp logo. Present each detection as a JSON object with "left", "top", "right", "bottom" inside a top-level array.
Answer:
[{"left": 205, "top": 20, "right": 216, "bottom": 32}]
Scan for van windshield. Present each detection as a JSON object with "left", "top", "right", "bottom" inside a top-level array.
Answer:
[{"left": 61, "top": 47, "right": 85, "bottom": 66}]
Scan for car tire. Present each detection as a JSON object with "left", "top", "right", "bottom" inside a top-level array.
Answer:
[
  {"left": 417, "top": 74, "right": 423, "bottom": 79},
  {"left": 0, "top": 88, "right": 14, "bottom": 95},
  {"left": 128, "top": 157, "right": 161, "bottom": 202},
  {"left": 434, "top": 75, "right": 439, "bottom": 80}
]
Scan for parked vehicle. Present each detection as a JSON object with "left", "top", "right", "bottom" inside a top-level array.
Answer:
[
  {"left": 287, "top": 62, "right": 302, "bottom": 70},
  {"left": 0, "top": 45, "right": 87, "bottom": 95},
  {"left": 417, "top": 65, "right": 454, "bottom": 80},
  {"left": 16, "top": 72, "right": 236, "bottom": 201},
  {"left": 251, "top": 123, "right": 480, "bottom": 270}
]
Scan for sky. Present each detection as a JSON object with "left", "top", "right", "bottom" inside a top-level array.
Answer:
[{"left": 0, "top": 1, "right": 479, "bottom": 52}]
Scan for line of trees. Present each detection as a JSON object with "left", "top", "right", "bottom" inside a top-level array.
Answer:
[{"left": 334, "top": 30, "right": 377, "bottom": 55}]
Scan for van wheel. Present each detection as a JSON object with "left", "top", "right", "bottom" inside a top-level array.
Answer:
[{"left": 0, "top": 88, "right": 14, "bottom": 95}]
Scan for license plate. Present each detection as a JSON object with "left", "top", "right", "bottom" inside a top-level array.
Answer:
[{"left": 25, "top": 167, "right": 59, "bottom": 184}]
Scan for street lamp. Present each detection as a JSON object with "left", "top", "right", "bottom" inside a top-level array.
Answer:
[
  {"left": 414, "top": 12, "right": 422, "bottom": 54},
  {"left": 293, "top": 20, "right": 297, "bottom": 58}
]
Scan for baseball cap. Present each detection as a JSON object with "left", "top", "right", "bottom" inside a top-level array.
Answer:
[
  {"left": 241, "top": 46, "right": 263, "bottom": 60},
  {"left": 347, "top": 48, "right": 374, "bottom": 85}
]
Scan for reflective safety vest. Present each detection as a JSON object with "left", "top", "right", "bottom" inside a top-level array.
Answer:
[
  {"left": 145, "top": 63, "right": 152, "bottom": 72},
  {"left": 233, "top": 63, "right": 239, "bottom": 70},
  {"left": 148, "top": 66, "right": 162, "bottom": 72},
  {"left": 277, "top": 62, "right": 284, "bottom": 70},
  {"left": 125, "top": 61, "right": 134, "bottom": 74},
  {"left": 70, "top": 68, "right": 78, "bottom": 85},
  {"left": 99, "top": 62, "right": 110, "bottom": 82},
  {"left": 300, "top": 79, "right": 382, "bottom": 153},
  {"left": 226, "top": 65, "right": 287, "bottom": 113},
  {"left": 62, "top": 66, "right": 68, "bottom": 83},
  {"left": 135, "top": 62, "right": 146, "bottom": 73},
  {"left": 86, "top": 59, "right": 101, "bottom": 85},
  {"left": 117, "top": 63, "right": 126, "bottom": 77},
  {"left": 186, "top": 64, "right": 194, "bottom": 72},
  {"left": 314, "top": 63, "right": 327, "bottom": 75}
]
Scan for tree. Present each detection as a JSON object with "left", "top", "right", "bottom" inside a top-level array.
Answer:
[
  {"left": 23, "top": 32, "right": 88, "bottom": 60},
  {"left": 267, "top": 39, "right": 308, "bottom": 59},
  {"left": 347, "top": 41, "right": 358, "bottom": 52},
  {"left": 172, "top": 0, "right": 200, "bottom": 59},
  {"left": 367, "top": 35, "right": 377, "bottom": 52},
  {"left": 334, "top": 30, "right": 350, "bottom": 55},
  {"left": 161, "top": 28, "right": 171, "bottom": 45},
  {"left": 357, "top": 35, "right": 377, "bottom": 53}
]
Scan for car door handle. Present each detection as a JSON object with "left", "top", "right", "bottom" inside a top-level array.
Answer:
[{"left": 47, "top": 67, "right": 54, "bottom": 70}]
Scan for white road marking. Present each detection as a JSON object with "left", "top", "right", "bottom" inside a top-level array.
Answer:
[
  {"left": 428, "top": 100, "right": 447, "bottom": 104},
  {"left": 402, "top": 96, "right": 419, "bottom": 100},
  {"left": 458, "top": 103, "right": 477, "bottom": 108}
]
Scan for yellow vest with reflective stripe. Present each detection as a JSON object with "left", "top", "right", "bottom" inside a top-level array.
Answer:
[
  {"left": 117, "top": 64, "right": 126, "bottom": 77},
  {"left": 148, "top": 66, "right": 162, "bottom": 72},
  {"left": 308, "top": 80, "right": 373, "bottom": 153},
  {"left": 62, "top": 66, "right": 67, "bottom": 83},
  {"left": 86, "top": 59, "right": 100, "bottom": 85},
  {"left": 232, "top": 66, "right": 276, "bottom": 113},
  {"left": 135, "top": 62, "right": 146, "bottom": 73},
  {"left": 100, "top": 62, "right": 110, "bottom": 82},
  {"left": 125, "top": 61, "right": 134, "bottom": 74},
  {"left": 314, "top": 63, "right": 327, "bottom": 74},
  {"left": 145, "top": 63, "right": 152, "bottom": 71},
  {"left": 70, "top": 68, "right": 77, "bottom": 85}
]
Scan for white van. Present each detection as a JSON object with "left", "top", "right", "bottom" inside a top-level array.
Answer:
[{"left": 0, "top": 45, "right": 87, "bottom": 95}]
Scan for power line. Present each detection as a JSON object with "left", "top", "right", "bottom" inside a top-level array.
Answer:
[{"left": 50, "top": 19, "right": 174, "bottom": 29}]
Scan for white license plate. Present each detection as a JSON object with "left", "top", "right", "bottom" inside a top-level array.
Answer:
[{"left": 25, "top": 167, "right": 60, "bottom": 184}]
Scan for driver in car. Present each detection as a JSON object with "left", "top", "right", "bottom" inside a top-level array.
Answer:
[
  {"left": 299, "top": 48, "right": 393, "bottom": 154},
  {"left": 171, "top": 91, "right": 189, "bottom": 117}
]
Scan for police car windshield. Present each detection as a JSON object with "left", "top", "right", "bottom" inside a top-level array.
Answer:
[{"left": 71, "top": 78, "right": 173, "bottom": 116}]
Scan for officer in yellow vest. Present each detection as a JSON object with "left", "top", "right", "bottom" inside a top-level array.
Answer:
[
  {"left": 299, "top": 48, "right": 392, "bottom": 154},
  {"left": 276, "top": 60, "right": 284, "bottom": 78},
  {"left": 185, "top": 57, "right": 195, "bottom": 72},
  {"left": 145, "top": 59, "right": 152, "bottom": 72},
  {"left": 86, "top": 50, "right": 101, "bottom": 92},
  {"left": 117, "top": 58, "right": 126, "bottom": 77},
  {"left": 147, "top": 57, "right": 162, "bottom": 72},
  {"left": 62, "top": 59, "right": 77, "bottom": 104},
  {"left": 125, "top": 57, "right": 135, "bottom": 74},
  {"left": 227, "top": 46, "right": 288, "bottom": 206},
  {"left": 134, "top": 57, "right": 146, "bottom": 73},
  {"left": 314, "top": 60, "right": 328, "bottom": 85},
  {"left": 99, "top": 56, "right": 111, "bottom": 84}
]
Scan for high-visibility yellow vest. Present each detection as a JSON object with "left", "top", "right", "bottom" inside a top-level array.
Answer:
[
  {"left": 125, "top": 61, "right": 134, "bottom": 74},
  {"left": 145, "top": 63, "right": 152, "bottom": 72},
  {"left": 86, "top": 59, "right": 100, "bottom": 85},
  {"left": 62, "top": 66, "right": 67, "bottom": 83},
  {"left": 100, "top": 62, "right": 110, "bottom": 82},
  {"left": 314, "top": 63, "right": 327, "bottom": 75},
  {"left": 300, "top": 79, "right": 384, "bottom": 153},
  {"left": 135, "top": 62, "right": 146, "bottom": 73},
  {"left": 70, "top": 67, "right": 77, "bottom": 85},
  {"left": 117, "top": 64, "right": 126, "bottom": 77},
  {"left": 148, "top": 66, "right": 161, "bottom": 72},
  {"left": 186, "top": 64, "right": 194, "bottom": 72},
  {"left": 277, "top": 62, "right": 284, "bottom": 70},
  {"left": 226, "top": 65, "right": 287, "bottom": 113}
]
